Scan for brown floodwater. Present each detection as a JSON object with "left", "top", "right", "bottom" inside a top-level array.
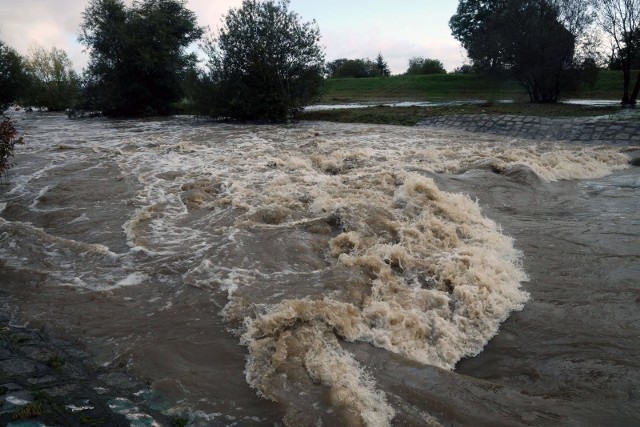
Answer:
[{"left": 1, "top": 112, "right": 638, "bottom": 426}]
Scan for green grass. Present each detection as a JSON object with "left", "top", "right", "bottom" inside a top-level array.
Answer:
[
  {"left": 317, "top": 73, "right": 525, "bottom": 104},
  {"left": 316, "top": 71, "right": 627, "bottom": 104}
]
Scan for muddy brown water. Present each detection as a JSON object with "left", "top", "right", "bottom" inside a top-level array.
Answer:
[{"left": 1, "top": 112, "right": 638, "bottom": 426}]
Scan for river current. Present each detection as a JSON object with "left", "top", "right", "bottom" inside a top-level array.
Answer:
[{"left": 1, "top": 112, "right": 638, "bottom": 426}]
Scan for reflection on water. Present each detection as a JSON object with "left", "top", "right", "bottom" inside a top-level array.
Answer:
[{"left": 1, "top": 113, "right": 639, "bottom": 426}]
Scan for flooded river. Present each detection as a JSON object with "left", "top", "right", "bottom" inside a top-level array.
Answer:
[{"left": 1, "top": 113, "right": 638, "bottom": 426}]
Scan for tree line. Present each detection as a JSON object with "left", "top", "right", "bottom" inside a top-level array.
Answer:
[
  {"left": 2, "top": 0, "right": 640, "bottom": 122},
  {"left": 325, "top": 55, "right": 448, "bottom": 78}
]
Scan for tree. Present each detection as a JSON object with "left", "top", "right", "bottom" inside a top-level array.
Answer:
[
  {"left": 201, "top": 0, "right": 325, "bottom": 121},
  {"left": 405, "top": 57, "right": 447, "bottom": 75},
  {"left": 23, "top": 45, "right": 80, "bottom": 111},
  {"left": 597, "top": 0, "right": 640, "bottom": 107},
  {"left": 78, "top": 0, "right": 203, "bottom": 116},
  {"left": 0, "top": 41, "right": 28, "bottom": 111},
  {"left": 449, "top": 0, "right": 506, "bottom": 71},
  {"left": 326, "top": 58, "right": 377, "bottom": 78},
  {"left": 375, "top": 53, "right": 391, "bottom": 76},
  {"left": 450, "top": 0, "right": 582, "bottom": 103}
]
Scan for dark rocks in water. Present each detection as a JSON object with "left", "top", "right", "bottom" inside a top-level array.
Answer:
[
  {"left": 501, "top": 164, "right": 542, "bottom": 184},
  {"left": 0, "top": 319, "right": 175, "bottom": 426},
  {"left": 629, "top": 157, "right": 640, "bottom": 166}
]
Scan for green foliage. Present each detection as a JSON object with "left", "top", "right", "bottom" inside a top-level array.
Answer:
[
  {"left": 0, "top": 117, "right": 24, "bottom": 177},
  {"left": 452, "top": 64, "right": 474, "bottom": 74},
  {"left": 327, "top": 58, "right": 378, "bottom": 78},
  {"left": 199, "top": 0, "right": 325, "bottom": 121},
  {"left": 450, "top": 0, "right": 579, "bottom": 103},
  {"left": 23, "top": 45, "right": 80, "bottom": 111},
  {"left": 375, "top": 53, "right": 391, "bottom": 77},
  {"left": 0, "top": 41, "right": 29, "bottom": 110},
  {"left": 405, "top": 57, "right": 447, "bottom": 75},
  {"left": 47, "top": 354, "right": 66, "bottom": 372},
  {"left": 78, "top": 0, "right": 203, "bottom": 116},
  {"left": 450, "top": 0, "right": 505, "bottom": 71}
]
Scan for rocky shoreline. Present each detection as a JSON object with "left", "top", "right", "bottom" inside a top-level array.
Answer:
[
  {"left": 418, "top": 113, "right": 640, "bottom": 145},
  {"left": 0, "top": 305, "right": 180, "bottom": 427}
]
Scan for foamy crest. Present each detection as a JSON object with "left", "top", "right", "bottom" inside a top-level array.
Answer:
[{"left": 233, "top": 170, "right": 528, "bottom": 425}]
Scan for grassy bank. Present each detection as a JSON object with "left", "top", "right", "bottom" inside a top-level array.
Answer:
[
  {"left": 315, "top": 70, "right": 626, "bottom": 105},
  {"left": 303, "top": 70, "right": 632, "bottom": 126},
  {"left": 301, "top": 102, "right": 625, "bottom": 126}
]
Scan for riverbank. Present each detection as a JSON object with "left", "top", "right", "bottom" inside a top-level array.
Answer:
[
  {"left": 418, "top": 114, "right": 640, "bottom": 145},
  {"left": 300, "top": 101, "right": 639, "bottom": 127}
]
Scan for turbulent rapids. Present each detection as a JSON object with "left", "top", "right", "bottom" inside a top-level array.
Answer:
[{"left": 1, "top": 113, "right": 638, "bottom": 426}]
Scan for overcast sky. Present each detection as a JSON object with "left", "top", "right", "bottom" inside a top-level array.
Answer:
[{"left": 0, "top": 0, "right": 466, "bottom": 75}]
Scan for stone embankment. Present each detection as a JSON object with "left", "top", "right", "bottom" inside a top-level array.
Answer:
[
  {"left": 0, "top": 310, "right": 176, "bottom": 426},
  {"left": 418, "top": 114, "right": 640, "bottom": 145}
]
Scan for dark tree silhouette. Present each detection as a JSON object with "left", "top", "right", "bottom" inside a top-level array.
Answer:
[
  {"left": 78, "top": 0, "right": 203, "bottom": 116},
  {"left": 200, "top": 0, "right": 325, "bottom": 121}
]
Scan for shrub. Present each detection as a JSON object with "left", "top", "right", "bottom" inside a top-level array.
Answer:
[
  {"left": 200, "top": 0, "right": 325, "bottom": 121},
  {"left": 0, "top": 117, "right": 24, "bottom": 177}
]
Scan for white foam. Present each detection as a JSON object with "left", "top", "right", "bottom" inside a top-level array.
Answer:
[{"left": 114, "top": 272, "right": 148, "bottom": 288}]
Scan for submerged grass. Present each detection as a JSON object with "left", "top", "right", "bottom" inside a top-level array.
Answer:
[{"left": 301, "top": 102, "right": 624, "bottom": 127}]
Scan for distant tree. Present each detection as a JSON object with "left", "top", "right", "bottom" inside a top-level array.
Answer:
[
  {"left": 452, "top": 64, "right": 474, "bottom": 74},
  {"left": 201, "top": 0, "right": 325, "bottom": 121},
  {"left": 405, "top": 57, "right": 447, "bottom": 75},
  {"left": 375, "top": 53, "right": 391, "bottom": 76},
  {"left": 23, "top": 45, "right": 80, "bottom": 111},
  {"left": 0, "top": 41, "right": 28, "bottom": 111},
  {"left": 78, "top": 0, "right": 203, "bottom": 116},
  {"left": 450, "top": 0, "right": 585, "bottom": 103},
  {"left": 597, "top": 0, "right": 640, "bottom": 107},
  {"left": 326, "top": 58, "right": 377, "bottom": 78}
]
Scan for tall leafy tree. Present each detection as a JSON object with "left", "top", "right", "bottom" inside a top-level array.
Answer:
[
  {"left": 0, "top": 40, "right": 28, "bottom": 111},
  {"left": 78, "top": 0, "right": 203, "bottom": 116},
  {"left": 201, "top": 0, "right": 325, "bottom": 121},
  {"left": 450, "top": 0, "right": 583, "bottom": 103},
  {"left": 597, "top": 0, "right": 640, "bottom": 106},
  {"left": 23, "top": 45, "right": 80, "bottom": 111}
]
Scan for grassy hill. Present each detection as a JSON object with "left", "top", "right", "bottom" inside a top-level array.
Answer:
[{"left": 315, "top": 71, "right": 626, "bottom": 105}]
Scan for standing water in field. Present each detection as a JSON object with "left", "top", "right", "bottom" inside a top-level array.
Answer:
[{"left": 1, "top": 113, "right": 638, "bottom": 426}]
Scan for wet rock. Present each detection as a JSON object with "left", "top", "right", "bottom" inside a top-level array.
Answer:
[
  {"left": 97, "top": 372, "right": 144, "bottom": 390},
  {"left": 0, "top": 321, "right": 175, "bottom": 426},
  {"left": 0, "top": 359, "right": 38, "bottom": 376}
]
